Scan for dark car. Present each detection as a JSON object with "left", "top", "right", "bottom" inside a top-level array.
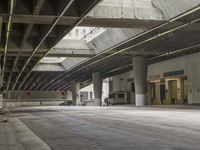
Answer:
[{"left": 59, "top": 100, "right": 72, "bottom": 106}]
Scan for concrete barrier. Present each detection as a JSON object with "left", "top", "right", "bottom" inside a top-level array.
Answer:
[{"left": 3, "top": 99, "right": 65, "bottom": 108}]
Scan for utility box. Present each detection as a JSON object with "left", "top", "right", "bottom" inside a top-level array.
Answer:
[{"left": 109, "top": 91, "right": 127, "bottom": 105}]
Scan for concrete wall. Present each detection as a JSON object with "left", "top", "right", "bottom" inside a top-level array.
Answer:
[
  {"left": 4, "top": 91, "right": 66, "bottom": 108},
  {"left": 3, "top": 100, "right": 65, "bottom": 108},
  {"left": 112, "top": 71, "right": 132, "bottom": 92},
  {"left": 7, "top": 91, "right": 64, "bottom": 100},
  {"left": 66, "top": 90, "right": 73, "bottom": 100}
]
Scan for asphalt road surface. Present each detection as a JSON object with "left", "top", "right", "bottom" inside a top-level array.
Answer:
[{"left": 2, "top": 106, "right": 200, "bottom": 150}]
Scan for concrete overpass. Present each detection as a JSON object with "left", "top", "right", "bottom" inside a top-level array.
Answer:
[
  {"left": 1, "top": 0, "right": 200, "bottom": 106},
  {"left": 0, "top": 0, "right": 101, "bottom": 92},
  {"left": 31, "top": 0, "right": 200, "bottom": 107},
  {"left": 36, "top": 2, "right": 200, "bottom": 92},
  {"left": 1, "top": 1, "right": 200, "bottom": 150}
]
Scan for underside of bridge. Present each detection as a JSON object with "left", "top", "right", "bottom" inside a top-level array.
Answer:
[
  {"left": 1, "top": 1, "right": 200, "bottom": 150},
  {"left": 1, "top": 1, "right": 200, "bottom": 97},
  {"left": 0, "top": 0, "right": 200, "bottom": 94},
  {"left": 0, "top": 0, "right": 101, "bottom": 91}
]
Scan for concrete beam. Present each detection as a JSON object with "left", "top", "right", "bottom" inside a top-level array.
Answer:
[
  {"left": 1, "top": 0, "right": 165, "bottom": 28},
  {"left": 88, "top": 28, "right": 145, "bottom": 53},
  {"left": 1, "top": 14, "right": 164, "bottom": 28},
  {"left": 152, "top": 0, "right": 200, "bottom": 19},
  {"left": 88, "top": 0, "right": 164, "bottom": 19},
  {"left": 34, "top": 64, "right": 65, "bottom": 72},
  {"left": 0, "top": 0, "right": 164, "bottom": 30},
  {"left": 20, "top": 0, "right": 45, "bottom": 48},
  {"left": 61, "top": 58, "right": 87, "bottom": 71},
  {"left": 49, "top": 49, "right": 96, "bottom": 58},
  {"left": 55, "top": 39, "right": 90, "bottom": 49},
  {"left": 5, "top": 52, "right": 95, "bottom": 58}
]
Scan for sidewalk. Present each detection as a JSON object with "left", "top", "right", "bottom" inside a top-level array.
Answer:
[
  {"left": 0, "top": 117, "right": 51, "bottom": 150},
  {"left": 147, "top": 104, "right": 200, "bottom": 110}
]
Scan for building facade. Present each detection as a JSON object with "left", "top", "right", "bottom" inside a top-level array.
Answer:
[{"left": 111, "top": 52, "right": 200, "bottom": 105}]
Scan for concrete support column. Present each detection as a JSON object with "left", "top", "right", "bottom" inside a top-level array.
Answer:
[
  {"left": 0, "top": 53, "right": 2, "bottom": 110},
  {"left": 0, "top": 17, "right": 3, "bottom": 92},
  {"left": 0, "top": 54, "right": 2, "bottom": 90},
  {"left": 132, "top": 56, "right": 148, "bottom": 107},
  {"left": 71, "top": 82, "right": 80, "bottom": 106},
  {"left": 92, "top": 72, "right": 103, "bottom": 106}
]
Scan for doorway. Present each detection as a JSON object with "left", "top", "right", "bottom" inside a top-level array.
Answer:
[
  {"left": 169, "top": 80, "right": 178, "bottom": 104},
  {"left": 182, "top": 79, "right": 188, "bottom": 104},
  {"left": 150, "top": 83, "right": 155, "bottom": 104},
  {"left": 149, "top": 82, "right": 162, "bottom": 105},
  {"left": 160, "top": 84, "right": 165, "bottom": 105}
]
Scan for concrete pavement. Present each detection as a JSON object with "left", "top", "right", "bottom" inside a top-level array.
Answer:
[{"left": 2, "top": 106, "right": 200, "bottom": 150}]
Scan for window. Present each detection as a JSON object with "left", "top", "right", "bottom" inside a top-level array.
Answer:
[
  {"left": 90, "top": 91, "right": 93, "bottom": 99},
  {"left": 118, "top": 94, "right": 125, "bottom": 98},
  {"left": 109, "top": 81, "right": 113, "bottom": 93},
  {"left": 76, "top": 29, "right": 79, "bottom": 36},
  {"left": 131, "top": 83, "right": 135, "bottom": 92},
  {"left": 80, "top": 91, "right": 88, "bottom": 102},
  {"left": 83, "top": 29, "right": 86, "bottom": 36}
]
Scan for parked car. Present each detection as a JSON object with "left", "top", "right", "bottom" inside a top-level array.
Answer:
[{"left": 59, "top": 100, "right": 72, "bottom": 106}]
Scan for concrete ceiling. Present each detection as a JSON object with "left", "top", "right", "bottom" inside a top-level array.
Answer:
[
  {"left": 0, "top": 0, "right": 101, "bottom": 91},
  {"left": 41, "top": 2, "right": 200, "bottom": 91},
  {"left": 1, "top": 0, "right": 200, "bottom": 92}
]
